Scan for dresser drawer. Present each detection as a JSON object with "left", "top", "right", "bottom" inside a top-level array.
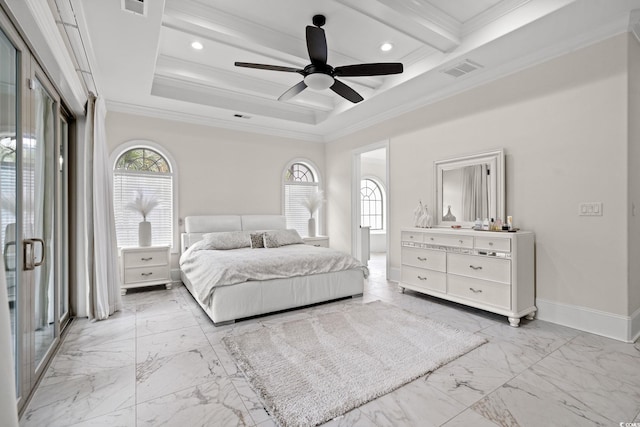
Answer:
[
  {"left": 475, "top": 236, "right": 511, "bottom": 252},
  {"left": 448, "top": 274, "right": 511, "bottom": 310},
  {"left": 448, "top": 253, "right": 511, "bottom": 284},
  {"left": 423, "top": 234, "right": 473, "bottom": 249},
  {"left": 124, "top": 265, "right": 170, "bottom": 284},
  {"left": 401, "top": 247, "right": 446, "bottom": 272},
  {"left": 123, "top": 248, "right": 169, "bottom": 268},
  {"left": 401, "top": 231, "right": 424, "bottom": 243},
  {"left": 401, "top": 266, "right": 446, "bottom": 293},
  {"left": 302, "top": 237, "right": 329, "bottom": 247}
]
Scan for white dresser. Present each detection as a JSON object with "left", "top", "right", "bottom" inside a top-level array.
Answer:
[
  {"left": 400, "top": 228, "right": 535, "bottom": 327},
  {"left": 120, "top": 246, "right": 172, "bottom": 295}
]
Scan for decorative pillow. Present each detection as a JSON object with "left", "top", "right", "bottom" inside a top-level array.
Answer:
[
  {"left": 250, "top": 232, "right": 265, "bottom": 249},
  {"left": 263, "top": 229, "right": 304, "bottom": 248},
  {"left": 202, "top": 231, "right": 250, "bottom": 250}
]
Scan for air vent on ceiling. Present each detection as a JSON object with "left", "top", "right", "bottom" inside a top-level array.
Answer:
[
  {"left": 121, "top": 0, "right": 146, "bottom": 16},
  {"left": 442, "top": 60, "right": 483, "bottom": 78}
]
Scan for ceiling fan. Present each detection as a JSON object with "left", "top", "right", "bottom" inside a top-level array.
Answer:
[{"left": 234, "top": 14, "right": 403, "bottom": 104}]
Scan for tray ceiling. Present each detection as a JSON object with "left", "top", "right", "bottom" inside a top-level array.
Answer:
[{"left": 74, "top": 0, "right": 640, "bottom": 141}]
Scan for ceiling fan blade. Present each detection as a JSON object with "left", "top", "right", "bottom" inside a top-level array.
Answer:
[
  {"left": 306, "top": 26, "right": 327, "bottom": 65},
  {"left": 235, "top": 62, "right": 303, "bottom": 73},
  {"left": 278, "top": 81, "right": 308, "bottom": 101},
  {"left": 330, "top": 79, "right": 363, "bottom": 103},
  {"left": 334, "top": 63, "right": 403, "bottom": 77}
]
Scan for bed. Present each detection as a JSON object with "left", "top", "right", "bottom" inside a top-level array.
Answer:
[{"left": 179, "top": 215, "right": 367, "bottom": 325}]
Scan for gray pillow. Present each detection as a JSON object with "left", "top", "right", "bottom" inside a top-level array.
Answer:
[
  {"left": 202, "top": 231, "right": 250, "bottom": 250},
  {"left": 263, "top": 229, "right": 304, "bottom": 248},
  {"left": 250, "top": 232, "right": 265, "bottom": 249}
]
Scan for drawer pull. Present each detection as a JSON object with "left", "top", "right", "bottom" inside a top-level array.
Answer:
[
  {"left": 141, "top": 257, "right": 153, "bottom": 261},
  {"left": 409, "top": 235, "right": 415, "bottom": 239},
  {"left": 141, "top": 272, "right": 153, "bottom": 277},
  {"left": 417, "top": 257, "right": 427, "bottom": 261},
  {"left": 459, "top": 240, "right": 464, "bottom": 244},
  {"left": 469, "top": 265, "right": 483, "bottom": 270},
  {"left": 469, "top": 287, "right": 483, "bottom": 293},
  {"left": 417, "top": 275, "right": 428, "bottom": 281},
  {"left": 488, "top": 242, "right": 494, "bottom": 246},
  {"left": 313, "top": 244, "right": 321, "bottom": 247},
  {"left": 430, "top": 237, "right": 435, "bottom": 241}
]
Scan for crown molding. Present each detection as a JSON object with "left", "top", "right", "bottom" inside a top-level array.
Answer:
[{"left": 106, "top": 100, "right": 326, "bottom": 143}]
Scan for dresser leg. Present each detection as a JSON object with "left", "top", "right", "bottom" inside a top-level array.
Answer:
[
  {"left": 165, "top": 283, "right": 173, "bottom": 290},
  {"left": 525, "top": 311, "right": 536, "bottom": 321},
  {"left": 508, "top": 317, "right": 521, "bottom": 327},
  {"left": 121, "top": 289, "right": 127, "bottom": 296},
  {"left": 399, "top": 286, "right": 405, "bottom": 294}
]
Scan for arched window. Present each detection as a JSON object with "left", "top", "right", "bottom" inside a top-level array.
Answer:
[
  {"left": 113, "top": 145, "right": 175, "bottom": 248},
  {"left": 283, "top": 161, "right": 320, "bottom": 236},
  {"left": 361, "top": 178, "right": 384, "bottom": 231}
]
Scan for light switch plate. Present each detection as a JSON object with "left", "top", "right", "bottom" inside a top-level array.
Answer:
[{"left": 579, "top": 202, "right": 603, "bottom": 216}]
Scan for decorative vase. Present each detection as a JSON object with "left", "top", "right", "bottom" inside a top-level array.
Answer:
[
  {"left": 139, "top": 221, "right": 152, "bottom": 247},
  {"left": 307, "top": 217, "right": 316, "bottom": 237}
]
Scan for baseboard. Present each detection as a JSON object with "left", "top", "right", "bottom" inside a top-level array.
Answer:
[
  {"left": 630, "top": 306, "right": 640, "bottom": 343},
  {"left": 536, "top": 298, "right": 632, "bottom": 342},
  {"left": 389, "top": 267, "right": 401, "bottom": 283}
]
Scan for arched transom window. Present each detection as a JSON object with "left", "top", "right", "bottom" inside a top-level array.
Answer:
[
  {"left": 361, "top": 178, "right": 384, "bottom": 231},
  {"left": 113, "top": 146, "right": 174, "bottom": 248}
]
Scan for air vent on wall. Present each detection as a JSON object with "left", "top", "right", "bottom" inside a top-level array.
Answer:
[
  {"left": 121, "top": 0, "right": 146, "bottom": 16},
  {"left": 442, "top": 60, "right": 483, "bottom": 78}
]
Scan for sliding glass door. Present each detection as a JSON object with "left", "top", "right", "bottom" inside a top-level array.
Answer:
[
  {"left": 0, "top": 22, "right": 20, "bottom": 406},
  {"left": 27, "top": 75, "right": 57, "bottom": 371},
  {"left": 0, "top": 8, "right": 71, "bottom": 414}
]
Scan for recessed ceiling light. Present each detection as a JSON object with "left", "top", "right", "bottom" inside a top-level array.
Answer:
[
  {"left": 380, "top": 42, "right": 393, "bottom": 52},
  {"left": 191, "top": 41, "right": 203, "bottom": 50}
]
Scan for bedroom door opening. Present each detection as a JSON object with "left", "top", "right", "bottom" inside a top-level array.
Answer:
[{"left": 352, "top": 142, "right": 389, "bottom": 281}]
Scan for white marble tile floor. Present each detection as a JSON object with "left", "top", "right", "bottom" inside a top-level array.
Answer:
[{"left": 20, "top": 253, "right": 640, "bottom": 426}]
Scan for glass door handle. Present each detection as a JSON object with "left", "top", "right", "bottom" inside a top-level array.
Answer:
[
  {"left": 3, "top": 241, "right": 16, "bottom": 271},
  {"left": 22, "top": 238, "right": 45, "bottom": 270},
  {"left": 32, "top": 238, "right": 45, "bottom": 267}
]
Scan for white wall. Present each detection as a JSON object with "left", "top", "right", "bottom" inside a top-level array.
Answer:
[
  {"left": 628, "top": 32, "right": 640, "bottom": 339},
  {"left": 105, "top": 112, "right": 324, "bottom": 267},
  {"left": 327, "top": 34, "right": 630, "bottom": 324}
]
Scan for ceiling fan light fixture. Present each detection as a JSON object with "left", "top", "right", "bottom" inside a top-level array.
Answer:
[
  {"left": 191, "top": 41, "right": 203, "bottom": 50},
  {"left": 304, "top": 73, "right": 334, "bottom": 90},
  {"left": 380, "top": 42, "right": 393, "bottom": 52}
]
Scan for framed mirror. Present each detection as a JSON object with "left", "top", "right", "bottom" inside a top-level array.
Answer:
[{"left": 435, "top": 149, "right": 505, "bottom": 228}]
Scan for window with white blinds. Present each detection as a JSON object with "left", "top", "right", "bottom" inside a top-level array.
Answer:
[
  {"left": 113, "top": 147, "right": 173, "bottom": 248},
  {"left": 283, "top": 162, "right": 319, "bottom": 237}
]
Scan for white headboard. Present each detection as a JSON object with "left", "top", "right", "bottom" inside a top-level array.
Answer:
[{"left": 181, "top": 215, "right": 286, "bottom": 252}]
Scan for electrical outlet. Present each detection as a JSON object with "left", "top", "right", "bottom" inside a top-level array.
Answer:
[{"left": 579, "top": 202, "right": 603, "bottom": 216}]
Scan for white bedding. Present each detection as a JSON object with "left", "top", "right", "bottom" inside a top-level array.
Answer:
[{"left": 180, "top": 241, "right": 368, "bottom": 306}]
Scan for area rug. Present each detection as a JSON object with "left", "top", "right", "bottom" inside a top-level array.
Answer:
[{"left": 222, "top": 300, "right": 486, "bottom": 427}]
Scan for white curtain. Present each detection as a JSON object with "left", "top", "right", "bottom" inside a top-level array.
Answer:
[
  {"left": 78, "top": 95, "right": 121, "bottom": 320},
  {"left": 462, "top": 164, "right": 489, "bottom": 221}
]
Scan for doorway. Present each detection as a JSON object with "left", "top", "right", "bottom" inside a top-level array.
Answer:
[{"left": 352, "top": 142, "right": 389, "bottom": 280}]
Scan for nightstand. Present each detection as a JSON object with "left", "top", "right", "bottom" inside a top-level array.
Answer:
[
  {"left": 120, "top": 246, "right": 171, "bottom": 295},
  {"left": 302, "top": 236, "right": 329, "bottom": 248}
]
